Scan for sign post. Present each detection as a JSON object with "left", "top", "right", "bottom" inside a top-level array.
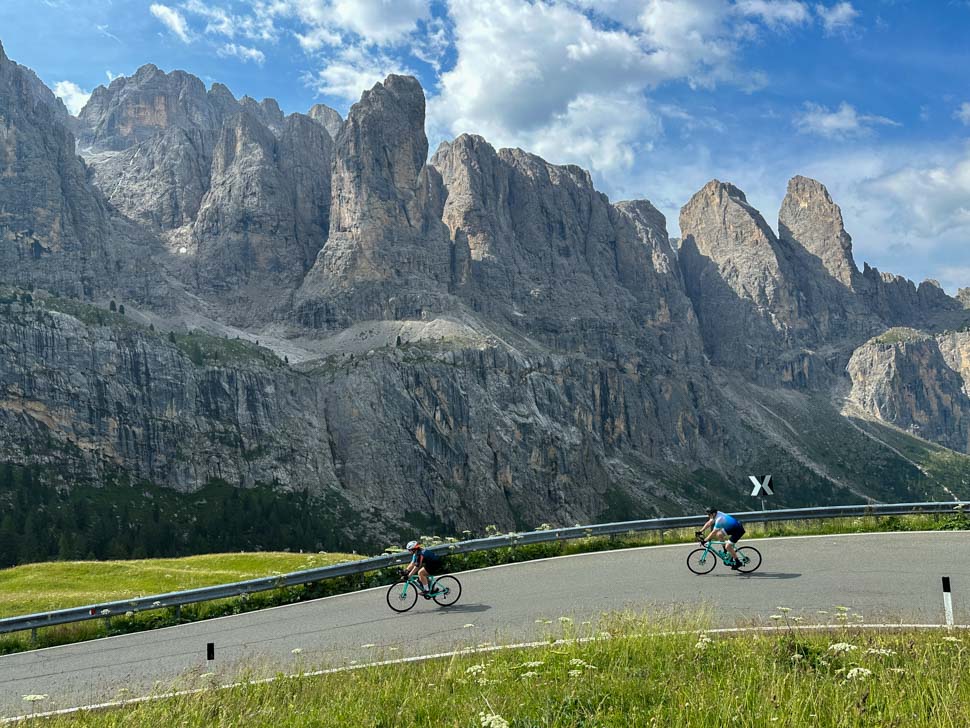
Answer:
[{"left": 749, "top": 474, "right": 773, "bottom": 512}]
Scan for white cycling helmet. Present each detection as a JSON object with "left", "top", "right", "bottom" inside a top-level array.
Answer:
[{"left": 406, "top": 540, "right": 419, "bottom": 550}]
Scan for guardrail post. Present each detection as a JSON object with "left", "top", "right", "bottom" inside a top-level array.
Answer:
[
  {"left": 103, "top": 615, "right": 110, "bottom": 631},
  {"left": 30, "top": 627, "right": 37, "bottom": 644},
  {"left": 175, "top": 605, "right": 182, "bottom": 621}
]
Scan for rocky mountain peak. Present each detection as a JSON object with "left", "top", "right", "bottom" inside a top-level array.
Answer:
[
  {"left": 779, "top": 175, "right": 858, "bottom": 288},
  {"left": 240, "top": 95, "right": 283, "bottom": 133},
  {"left": 308, "top": 103, "right": 343, "bottom": 140}
]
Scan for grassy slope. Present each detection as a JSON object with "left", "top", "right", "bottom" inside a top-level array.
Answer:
[
  {"left": 37, "top": 616, "right": 970, "bottom": 727},
  {"left": 0, "top": 552, "right": 359, "bottom": 619}
]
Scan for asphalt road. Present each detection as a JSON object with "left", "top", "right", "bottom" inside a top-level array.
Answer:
[{"left": 1, "top": 531, "right": 967, "bottom": 718}]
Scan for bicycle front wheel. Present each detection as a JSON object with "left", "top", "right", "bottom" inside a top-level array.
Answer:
[
  {"left": 735, "top": 546, "right": 762, "bottom": 573},
  {"left": 432, "top": 575, "right": 462, "bottom": 607},
  {"left": 687, "top": 548, "right": 717, "bottom": 574},
  {"left": 386, "top": 580, "right": 418, "bottom": 612}
]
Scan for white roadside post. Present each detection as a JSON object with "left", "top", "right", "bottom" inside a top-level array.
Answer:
[{"left": 943, "top": 577, "right": 954, "bottom": 629}]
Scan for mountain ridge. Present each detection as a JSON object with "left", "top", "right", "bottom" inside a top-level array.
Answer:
[{"left": 1, "top": 46, "right": 968, "bottom": 556}]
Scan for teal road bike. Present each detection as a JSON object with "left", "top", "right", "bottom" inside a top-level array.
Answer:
[
  {"left": 386, "top": 573, "right": 462, "bottom": 612},
  {"left": 687, "top": 537, "right": 762, "bottom": 575}
]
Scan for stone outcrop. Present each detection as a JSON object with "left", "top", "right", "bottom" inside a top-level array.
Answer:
[
  {"left": 296, "top": 76, "right": 452, "bottom": 328},
  {"left": 847, "top": 329, "right": 970, "bottom": 453},
  {"left": 190, "top": 111, "right": 332, "bottom": 308},
  {"left": 779, "top": 175, "right": 859, "bottom": 289},
  {"left": 308, "top": 103, "right": 343, "bottom": 140},
  {"left": 431, "top": 133, "right": 700, "bottom": 359},
  {"left": 0, "top": 39, "right": 111, "bottom": 297},
  {"left": 679, "top": 180, "right": 817, "bottom": 383}
]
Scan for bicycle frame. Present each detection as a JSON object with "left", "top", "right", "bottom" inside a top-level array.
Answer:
[
  {"left": 697, "top": 539, "right": 744, "bottom": 564},
  {"left": 397, "top": 574, "right": 439, "bottom": 595}
]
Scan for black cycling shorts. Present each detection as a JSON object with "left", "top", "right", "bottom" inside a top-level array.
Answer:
[
  {"left": 420, "top": 557, "right": 446, "bottom": 575},
  {"left": 726, "top": 524, "right": 745, "bottom": 543}
]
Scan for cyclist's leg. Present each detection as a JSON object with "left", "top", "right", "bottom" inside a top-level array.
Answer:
[
  {"left": 726, "top": 525, "right": 745, "bottom": 561},
  {"left": 418, "top": 566, "right": 430, "bottom": 590}
]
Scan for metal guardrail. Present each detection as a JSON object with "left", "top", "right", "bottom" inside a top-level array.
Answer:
[{"left": 1, "top": 501, "right": 966, "bottom": 637}]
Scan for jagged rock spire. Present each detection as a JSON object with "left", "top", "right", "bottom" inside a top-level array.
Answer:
[{"left": 779, "top": 175, "right": 859, "bottom": 288}]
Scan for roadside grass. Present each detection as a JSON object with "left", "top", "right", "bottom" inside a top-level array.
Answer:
[
  {"left": 27, "top": 613, "right": 970, "bottom": 727},
  {"left": 2, "top": 511, "right": 966, "bottom": 657},
  {"left": 0, "top": 552, "right": 359, "bottom": 619}
]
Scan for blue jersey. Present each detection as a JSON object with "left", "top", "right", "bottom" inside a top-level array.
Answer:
[
  {"left": 714, "top": 511, "right": 740, "bottom": 530},
  {"left": 410, "top": 548, "right": 439, "bottom": 565}
]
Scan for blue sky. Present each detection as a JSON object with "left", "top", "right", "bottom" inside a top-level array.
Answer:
[{"left": 2, "top": 0, "right": 969, "bottom": 292}]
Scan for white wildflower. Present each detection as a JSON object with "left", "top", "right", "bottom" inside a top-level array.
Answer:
[
  {"left": 889, "top": 668, "right": 906, "bottom": 675},
  {"left": 519, "top": 671, "right": 539, "bottom": 679},
  {"left": 793, "top": 616, "right": 804, "bottom": 623},
  {"left": 361, "top": 643, "right": 376, "bottom": 649},
  {"left": 835, "top": 606, "right": 850, "bottom": 612},
  {"left": 817, "top": 610, "right": 828, "bottom": 615},
  {"left": 125, "top": 611, "right": 135, "bottom": 618},
  {"left": 463, "top": 624, "right": 476, "bottom": 629},
  {"left": 845, "top": 667, "right": 872, "bottom": 680},
  {"left": 827, "top": 643, "right": 857, "bottom": 654},
  {"left": 942, "top": 636, "right": 962, "bottom": 643},
  {"left": 777, "top": 607, "right": 791, "bottom": 613},
  {"left": 291, "top": 648, "right": 303, "bottom": 655},
  {"left": 22, "top": 695, "right": 48, "bottom": 703},
  {"left": 769, "top": 615, "right": 783, "bottom": 621},
  {"left": 100, "top": 609, "right": 110, "bottom": 616},
  {"left": 558, "top": 617, "right": 573, "bottom": 624},
  {"left": 519, "top": 661, "right": 544, "bottom": 668},
  {"left": 865, "top": 648, "right": 896, "bottom": 656},
  {"left": 568, "top": 669, "right": 583, "bottom": 677},
  {"left": 465, "top": 664, "right": 486, "bottom": 676},
  {"left": 790, "top": 653, "right": 804, "bottom": 662},
  {"left": 479, "top": 713, "right": 510, "bottom": 728},
  {"left": 599, "top": 631, "right": 612, "bottom": 639}
]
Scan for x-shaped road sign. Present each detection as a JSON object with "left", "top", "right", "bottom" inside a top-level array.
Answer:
[{"left": 749, "top": 474, "right": 774, "bottom": 496}]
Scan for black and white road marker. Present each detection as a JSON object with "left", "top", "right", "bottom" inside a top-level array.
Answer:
[{"left": 942, "top": 576, "right": 954, "bottom": 629}]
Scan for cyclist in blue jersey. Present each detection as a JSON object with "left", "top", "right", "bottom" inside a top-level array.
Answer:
[
  {"left": 402, "top": 540, "right": 443, "bottom": 597},
  {"left": 696, "top": 507, "right": 746, "bottom": 570}
]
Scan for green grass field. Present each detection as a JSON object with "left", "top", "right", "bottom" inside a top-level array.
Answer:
[
  {"left": 27, "top": 614, "right": 970, "bottom": 727},
  {"left": 0, "top": 552, "right": 358, "bottom": 619}
]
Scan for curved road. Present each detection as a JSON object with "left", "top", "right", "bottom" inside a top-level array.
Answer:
[{"left": 1, "top": 532, "right": 966, "bottom": 717}]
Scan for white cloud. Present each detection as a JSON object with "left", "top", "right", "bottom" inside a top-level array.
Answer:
[
  {"left": 52, "top": 80, "right": 90, "bottom": 115},
  {"left": 428, "top": 0, "right": 804, "bottom": 178},
  {"left": 794, "top": 101, "right": 898, "bottom": 139},
  {"left": 736, "top": 0, "right": 811, "bottom": 28},
  {"left": 865, "top": 147, "right": 970, "bottom": 240},
  {"left": 217, "top": 43, "right": 266, "bottom": 64},
  {"left": 295, "top": 25, "right": 343, "bottom": 51},
  {"left": 815, "top": 2, "right": 858, "bottom": 34},
  {"left": 181, "top": 0, "right": 279, "bottom": 41},
  {"left": 329, "top": 0, "right": 430, "bottom": 45},
  {"left": 150, "top": 3, "right": 192, "bottom": 42},
  {"left": 106, "top": 70, "right": 121, "bottom": 82},
  {"left": 303, "top": 45, "right": 413, "bottom": 101},
  {"left": 956, "top": 102, "right": 970, "bottom": 126}
]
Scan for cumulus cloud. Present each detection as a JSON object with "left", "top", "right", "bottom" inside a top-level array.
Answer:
[
  {"left": 150, "top": 3, "right": 192, "bottom": 42},
  {"left": 428, "top": 0, "right": 814, "bottom": 177},
  {"left": 217, "top": 43, "right": 266, "bottom": 64},
  {"left": 736, "top": 0, "right": 811, "bottom": 29},
  {"left": 956, "top": 102, "right": 970, "bottom": 126},
  {"left": 794, "top": 101, "right": 898, "bottom": 138},
  {"left": 52, "top": 80, "right": 90, "bottom": 115},
  {"left": 303, "top": 45, "right": 414, "bottom": 101},
  {"left": 182, "top": 0, "right": 278, "bottom": 41},
  {"left": 865, "top": 147, "right": 970, "bottom": 239},
  {"left": 328, "top": 0, "right": 430, "bottom": 45},
  {"left": 815, "top": 2, "right": 859, "bottom": 34}
]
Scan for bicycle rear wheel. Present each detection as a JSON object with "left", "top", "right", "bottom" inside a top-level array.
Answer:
[
  {"left": 431, "top": 575, "right": 462, "bottom": 606},
  {"left": 687, "top": 548, "right": 717, "bottom": 574},
  {"left": 386, "top": 580, "right": 418, "bottom": 612},
  {"left": 735, "top": 546, "right": 762, "bottom": 573}
]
